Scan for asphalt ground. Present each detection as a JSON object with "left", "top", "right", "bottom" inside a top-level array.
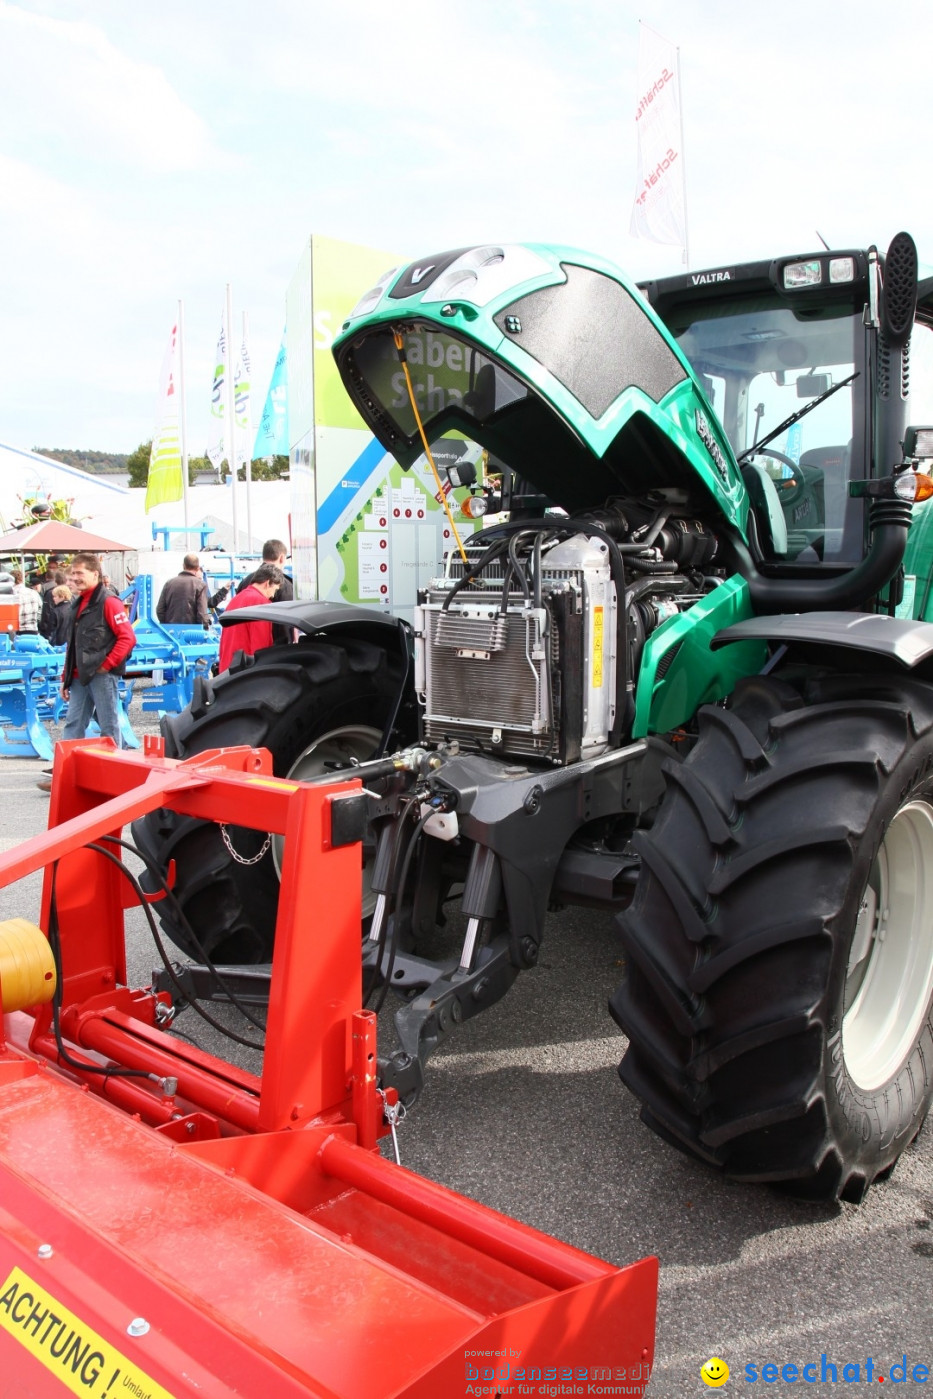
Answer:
[{"left": 0, "top": 691, "right": 931, "bottom": 1397}]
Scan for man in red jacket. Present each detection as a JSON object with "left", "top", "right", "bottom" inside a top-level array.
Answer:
[
  {"left": 218, "top": 563, "right": 285, "bottom": 672},
  {"left": 62, "top": 552, "right": 136, "bottom": 744}
]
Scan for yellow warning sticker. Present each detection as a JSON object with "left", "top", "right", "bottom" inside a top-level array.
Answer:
[
  {"left": 592, "top": 606, "right": 604, "bottom": 689},
  {"left": 0, "top": 1266, "right": 174, "bottom": 1398}
]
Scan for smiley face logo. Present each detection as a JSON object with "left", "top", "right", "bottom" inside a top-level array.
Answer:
[{"left": 701, "top": 1357, "right": 730, "bottom": 1387}]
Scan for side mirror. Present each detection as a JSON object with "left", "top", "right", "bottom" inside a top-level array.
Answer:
[{"left": 797, "top": 374, "right": 831, "bottom": 399}]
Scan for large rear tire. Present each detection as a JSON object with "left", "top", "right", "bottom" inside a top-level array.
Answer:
[
  {"left": 610, "top": 671, "right": 933, "bottom": 1201},
  {"left": 132, "top": 639, "right": 409, "bottom": 963}
]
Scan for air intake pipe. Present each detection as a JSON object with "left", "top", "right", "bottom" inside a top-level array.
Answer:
[
  {"left": 742, "top": 498, "right": 912, "bottom": 615},
  {"left": 743, "top": 231, "right": 918, "bottom": 616}
]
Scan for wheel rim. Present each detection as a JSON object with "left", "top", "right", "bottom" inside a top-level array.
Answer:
[
  {"left": 843, "top": 799, "right": 933, "bottom": 1091},
  {"left": 273, "top": 725, "right": 383, "bottom": 918}
]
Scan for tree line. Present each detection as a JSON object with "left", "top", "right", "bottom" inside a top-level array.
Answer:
[
  {"left": 34, "top": 444, "right": 289, "bottom": 487},
  {"left": 34, "top": 447, "right": 128, "bottom": 472},
  {"left": 126, "top": 442, "right": 289, "bottom": 487}
]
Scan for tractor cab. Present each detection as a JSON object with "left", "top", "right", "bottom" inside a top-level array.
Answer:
[{"left": 644, "top": 243, "right": 933, "bottom": 576}]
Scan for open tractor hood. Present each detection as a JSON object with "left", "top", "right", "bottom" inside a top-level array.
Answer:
[{"left": 334, "top": 243, "right": 750, "bottom": 536}]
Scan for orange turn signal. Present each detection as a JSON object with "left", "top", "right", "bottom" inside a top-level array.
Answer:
[{"left": 461, "top": 495, "right": 488, "bottom": 519}]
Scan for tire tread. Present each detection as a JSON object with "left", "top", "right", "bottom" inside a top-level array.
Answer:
[{"left": 611, "top": 671, "right": 933, "bottom": 1199}]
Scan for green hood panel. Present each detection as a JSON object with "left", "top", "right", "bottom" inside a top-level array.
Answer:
[{"left": 333, "top": 244, "right": 749, "bottom": 537}]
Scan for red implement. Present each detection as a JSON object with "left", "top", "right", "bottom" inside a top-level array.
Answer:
[{"left": 0, "top": 738, "right": 657, "bottom": 1398}]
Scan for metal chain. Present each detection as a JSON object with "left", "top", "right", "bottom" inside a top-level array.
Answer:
[{"left": 219, "top": 825, "right": 272, "bottom": 866}]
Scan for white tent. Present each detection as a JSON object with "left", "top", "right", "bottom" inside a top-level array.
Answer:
[
  {"left": 91, "top": 480, "right": 292, "bottom": 556},
  {"left": 0, "top": 442, "right": 130, "bottom": 531},
  {"left": 0, "top": 442, "right": 293, "bottom": 560}
]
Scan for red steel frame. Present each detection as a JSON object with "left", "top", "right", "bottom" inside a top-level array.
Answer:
[{"left": 0, "top": 737, "right": 657, "bottom": 1398}]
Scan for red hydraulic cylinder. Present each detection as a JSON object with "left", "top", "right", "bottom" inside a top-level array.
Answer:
[
  {"left": 29, "top": 1033, "right": 176, "bottom": 1127},
  {"left": 69, "top": 1012, "right": 261, "bottom": 1132}
]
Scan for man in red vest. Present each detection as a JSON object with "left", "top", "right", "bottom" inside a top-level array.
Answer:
[
  {"left": 38, "top": 551, "right": 136, "bottom": 791},
  {"left": 218, "top": 563, "right": 285, "bottom": 672},
  {"left": 60, "top": 552, "right": 135, "bottom": 738}
]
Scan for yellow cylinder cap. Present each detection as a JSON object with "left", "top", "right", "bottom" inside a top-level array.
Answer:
[{"left": 0, "top": 919, "right": 57, "bottom": 1013}]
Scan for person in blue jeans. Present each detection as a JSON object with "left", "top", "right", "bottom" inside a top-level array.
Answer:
[{"left": 38, "top": 553, "right": 136, "bottom": 791}]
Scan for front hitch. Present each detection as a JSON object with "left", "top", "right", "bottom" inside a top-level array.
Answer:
[{"left": 376, "top": 937, "right": 518, "bottom": 1105}]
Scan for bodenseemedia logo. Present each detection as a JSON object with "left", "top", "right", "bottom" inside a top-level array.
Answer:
[{"left": 464, "top": 1355, "right": 651, "bottom": 1395}]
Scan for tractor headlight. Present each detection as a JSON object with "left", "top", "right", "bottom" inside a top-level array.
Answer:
[
  {"left": 829, "top": 257, "right": 855, "bottom": 284},
  {"left": 783, "top": 260, "right": 822, "bottom": 289},
  {"left": 904, "top": 426, "right": 933, "bottom": 461}
]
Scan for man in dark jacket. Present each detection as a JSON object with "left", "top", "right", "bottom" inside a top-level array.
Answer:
[
  {"left": 38, "top": 567, "right": 67, "bottom": 639},
  {"left": 60, "top": 552, "right": 136, "bottom": 745},
  {"left": 156, "top": 554, "right": 210, "bottom": 627},
  {"left": 46, "top": 584, "right": 73, "bottom": 646},
  {"left": 237, "top": 539, "right": 293, "bottom": 644}
]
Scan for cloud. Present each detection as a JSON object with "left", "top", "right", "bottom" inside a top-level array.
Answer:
[
  {"left": 2, "top": 0, "right": 932, "bottom": 454},
  {"left": 0, "top": 1, "right": 220, "bottom": 172},
  {"left": 0, "top": 150, "right": 239, "bottom": 452}
]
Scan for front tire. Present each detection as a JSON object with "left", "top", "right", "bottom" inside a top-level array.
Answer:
[
  {"left": 132, "top": 639, "right": 409, "bottom": 963},
  {"left": 610, "top": 672, "right": 933, "bottom": 1201}
]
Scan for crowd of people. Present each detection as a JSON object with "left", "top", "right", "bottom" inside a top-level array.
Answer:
[
  {"left": 1, "top": 537, "right": 294, "bottom": 793},
  {"left": 156, "top": 538, "right": 293, "bottom": 662}
]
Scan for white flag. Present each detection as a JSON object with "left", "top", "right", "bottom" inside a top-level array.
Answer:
[
  {"left": 630, "top": 24, "right": 687, "bottom": 251},
  {"left": 206, "top": 312, "right": 227, "bottom": 471},
  {"left": 234, "top": 334, "right": 251, "bottom": 469}
]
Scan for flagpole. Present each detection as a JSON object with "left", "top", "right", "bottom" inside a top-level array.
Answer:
[
  {"left": 225, "top": 282, "right": 239, "bottom": 554},
  {"left": 178, "top": 299, "right": 190, "bottom": 529},
  {"left": 243, "top": 310, "right": 253, "bottom": 551}
]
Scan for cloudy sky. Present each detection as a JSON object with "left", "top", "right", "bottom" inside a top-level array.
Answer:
[{"left": 1, "top": 0, "right": 930, "bottom": 456}]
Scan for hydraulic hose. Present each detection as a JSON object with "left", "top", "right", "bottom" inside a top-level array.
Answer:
[{"left": 442, "top": 536, "right": 509, "bottom": 610}]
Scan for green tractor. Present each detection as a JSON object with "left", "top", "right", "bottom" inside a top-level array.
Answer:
[{"left": 136, "top": 234, "right": 933, "bottom": 1202}]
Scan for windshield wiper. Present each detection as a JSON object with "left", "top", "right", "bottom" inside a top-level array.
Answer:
[{"left": 737, "top": 371, "right": 858, "bottom": 464}]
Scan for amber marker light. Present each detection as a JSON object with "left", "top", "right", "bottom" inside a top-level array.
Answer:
[
  {"left": 461, "top": 495, "right": 489, "bottom": 518},
  {"left": 894, "top": 472, "right": 933, "bottom": 503}
]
